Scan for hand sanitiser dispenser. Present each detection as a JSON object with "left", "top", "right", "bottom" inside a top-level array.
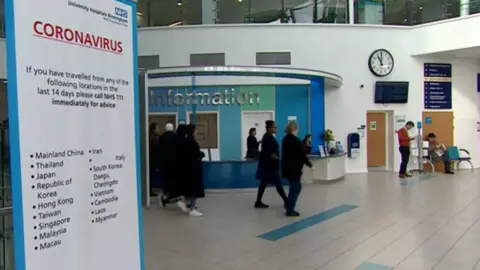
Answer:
[{"left": 347, "top": 133, "right": 360, "bottom": 158}]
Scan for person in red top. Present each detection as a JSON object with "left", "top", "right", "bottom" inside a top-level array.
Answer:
[{"left": 398, "top": 121, "right": 415, "bottom": 178}]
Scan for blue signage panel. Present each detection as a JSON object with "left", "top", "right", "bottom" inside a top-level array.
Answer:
[
  {"left": 425, "top": 116, "right": 432, "bottom": 124},
  {"left": 424, "top": 63, "right": 452, "bottom": 77},
  {"left": 477, "top": 73, "right": 480, "bottom": 92},
  {"left": 424, "top": 81, "right": 452, "bottom": 109},
  {"left": 424, "top": 63, "right": 452, "bottom": 110}
]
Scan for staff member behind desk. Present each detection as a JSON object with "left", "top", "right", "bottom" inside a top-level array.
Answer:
[
  {"left": 302, "top": 134, "right": 312, "bottom": 155},
  {"left": 427, "top": 133, "right": 454, "bottom": 174},
  {"left": 245, "top": 128, "right": 260, "bottom": 160},
  {"left": 398, "top": 121, "right": 415, "bottom": 178},
  {"left": 282, "top": 122, "right": 312, "bottom": 217}
]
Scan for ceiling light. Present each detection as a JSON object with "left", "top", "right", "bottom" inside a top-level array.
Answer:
[
  {"left": 136, "top": 12, "right": 143, "bottom": 16},
  {"left": 177, "top": 0, "right": 182, "bottom": 6},
  {"left": 419, "top": 6, "right": 423, "bottom": 10},
  {"left": 238, "top": 0, "right": 243, "bottom": 2}
]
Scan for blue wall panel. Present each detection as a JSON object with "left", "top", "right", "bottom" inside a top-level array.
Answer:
[
  {"left": 310, "top": 79, "right": 325, "bottom": 153},
  {"left": 149, "top": 87, "right": 185, "bottom": 113},
  {"left": 219, "top": 92, "right": 242, "bottom": 160},
  {"left": 186, "top": 86, "right": 221, "bottom": 112},
  {"left": 274, "top": 85, "right": 309, "bottom": 148}
]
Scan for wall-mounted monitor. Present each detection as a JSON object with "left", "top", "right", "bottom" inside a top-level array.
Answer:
[{"left": 374, "top": 81, "right": 409, "bottom": 104}]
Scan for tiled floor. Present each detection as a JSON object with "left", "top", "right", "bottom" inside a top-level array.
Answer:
[{"left": 143, "top": 170, "right": 480, "bottom": 270}]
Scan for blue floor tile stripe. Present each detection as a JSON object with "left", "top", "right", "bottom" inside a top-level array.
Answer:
[
  {"left": 257, "top": 204, "right": 359, "bottom": 241},
  {"left": 356, "top": 262, "right": 393, "bottom": 270}
]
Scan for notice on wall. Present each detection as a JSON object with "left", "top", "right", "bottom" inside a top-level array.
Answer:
[
  {"left": 369, "top": 121, "right": 377, "bottom": 131},
  {"left": 424, "top": 63, "right": 452, "bottom": 109},
  {"left": 5, "top": 0, "right": 143, "bottom": 270},
  {"left": 394, "top": 115, "right": 406, "bottom": 131}
]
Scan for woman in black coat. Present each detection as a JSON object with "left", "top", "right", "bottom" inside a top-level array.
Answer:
[
  {"left": 254, "top": 120, "right": 288, "bottom": 209},
  {"left": 282, "top": 122, "right": 312, "bottom": 217},
  {"left": 181, "top": 124, "right": 205, "bottom": 217},
  {"left": 245, "top": 128, "right": 260, "bottom": 160}
]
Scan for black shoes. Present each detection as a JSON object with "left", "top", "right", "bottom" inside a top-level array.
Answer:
[
  {"left": 445, "top": 171, "right": 454, "bottom": 174},
  {"left": 254, "top": 201, "right": 269, "bottom": 208},
  {"left": 286, "top": 211, "right": 300, "bottom": 217}
]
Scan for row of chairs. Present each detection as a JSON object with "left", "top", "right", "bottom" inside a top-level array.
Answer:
[{"left": 422, "top": 146, "right": 474, "bottom": 173}]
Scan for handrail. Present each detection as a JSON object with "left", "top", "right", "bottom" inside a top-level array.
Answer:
[{"left": 0, "top": 207, "right": 12, "bottom": 215}]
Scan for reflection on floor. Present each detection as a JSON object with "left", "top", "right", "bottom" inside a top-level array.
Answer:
[{"left": 143, "top": 171, "right": 480, "bottom": 270}]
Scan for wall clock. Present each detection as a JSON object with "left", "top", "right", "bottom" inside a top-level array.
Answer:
[{"left": 368, "top": 49, "right": 394, "bottom": 77}]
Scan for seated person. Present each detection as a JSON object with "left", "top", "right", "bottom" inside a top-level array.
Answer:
[
  {"left": 427, "top": 133, "right": 453, "bottom": 174},
  {"left": 302, "top": 134, "right": 312, "bottom": 155}
]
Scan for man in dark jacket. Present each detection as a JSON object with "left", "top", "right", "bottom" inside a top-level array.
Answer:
[
  {"left": 281, "top": 122, "right": 312, "bottom": 217},
  {"left": 158, "top": 123, "right": 180, "bottom": 207},
  {"left": 149, "top": 122, "right": 161, "bottom": 197}
]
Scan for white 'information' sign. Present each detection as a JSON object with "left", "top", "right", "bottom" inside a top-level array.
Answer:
[{"left": 5, "top": 0, "right": 144, "bottom": 269}]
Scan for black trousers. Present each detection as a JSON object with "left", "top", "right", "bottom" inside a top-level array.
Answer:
[
  {"left": 256, "top": 177, "right": 288, "bottom": 204},
  {"left": 399, "top": 146, "right": 410, "bottom": 175}
]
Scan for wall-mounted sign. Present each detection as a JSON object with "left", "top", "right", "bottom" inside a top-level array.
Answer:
[
  {"left": 370, "top": 121, "right": 377, "bottom": 130},
  {"left": 424, "top": 63, "right": 452, "bottom": 109},
  {"left": 425, "top": 116, "right": 432, "bottom": 124},
  {"left": 287, "top": 116, "right": 297, "bottom": 124},
  {"left": 150, "top": 89, "right": 260, "bottom": 106},
  {"left": 394, "top": 115, "right": 406, "bottom": 131}
]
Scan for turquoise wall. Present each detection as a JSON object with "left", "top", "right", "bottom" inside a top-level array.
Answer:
[{"left": 149, "top": 84, "right": 320, "bottom": 160}]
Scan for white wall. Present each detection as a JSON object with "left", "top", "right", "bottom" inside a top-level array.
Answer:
[
  {"left": 410, "top": 14, "right": 480, "bottom": 56},
  {"left": 138, "top": 24, "right": 480, "bottom": 173}
]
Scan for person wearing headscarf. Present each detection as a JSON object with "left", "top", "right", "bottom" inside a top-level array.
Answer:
[
  {"left": 254, "top": 120, "right": 288, "bottom": 209},
  {"left": 158, "top": 123, "right": 180, "bottom": 207}
]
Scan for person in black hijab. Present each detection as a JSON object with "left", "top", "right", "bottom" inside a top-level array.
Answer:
[
  {"left": 158, "top": 123, "right": 180, "bottom": 207},
  {"left": 245, "top": 128, "right": 260, "bottom": 160},
  {"left": 254, "top": 120, "right": 288, "bottom": 209},
  {"left": 282, "top": 122, "right": 312, "bottom": 216}
]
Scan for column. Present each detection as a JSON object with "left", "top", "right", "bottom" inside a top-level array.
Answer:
[
  {"left": 310, "top": 79, "right": 325, "bottom": 154},
  {"left": 202, "top": 0, "right": 217, "bottom": 24},
  {"left": 460, "top": 0, "right": 470, "bottom": 16},
  {"left": 348, "top": 0, "right": 355, "bottom": 23}
]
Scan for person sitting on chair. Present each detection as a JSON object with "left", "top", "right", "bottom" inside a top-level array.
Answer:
[{"left": 427, "top": 133, "right": 453, "bottom": 174}]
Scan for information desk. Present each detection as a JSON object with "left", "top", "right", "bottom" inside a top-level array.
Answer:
[{"left": 301, "top": 154, "right": 347, "bottom": 184}]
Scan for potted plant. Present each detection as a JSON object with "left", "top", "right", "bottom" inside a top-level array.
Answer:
[{"left": 324, "top": 129, "right": 336, "bottom": 154}]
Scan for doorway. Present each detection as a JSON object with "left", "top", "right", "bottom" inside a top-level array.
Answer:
[
  {"left": 241, "top": 111, "right": 274, "bottom": 159},
  {"left": 422, "top": 111, "right": 454, "bottom": 172},
  {"left": 148, "top": 113, "right": 177, "bottom": 133},
  {"left": 367, "top": 112, "right": 387, "bottom": 170}
]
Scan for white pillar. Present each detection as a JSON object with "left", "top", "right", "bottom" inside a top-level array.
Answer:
[
  {"left": 348, "top": 0, "right": 354, "bottom": 24},
  {"left": 202, "top": 0, "right": 217, "bottom": 24},
  {"left": 460, "top": 0, "right": 470, "bottom": 16}
]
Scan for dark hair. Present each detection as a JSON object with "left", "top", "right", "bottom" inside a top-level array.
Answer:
[
  {"left": 406, "top": 121, "right": 415, "bottom": 127},
  {"left": 304, "top": 134, "right": 312, "bottom": 139},
  {"left": 176, "top": 124, "right": 187, "bottom": 137},
  {"left": 249, "top": 128, "right": 256, "bottom": 135},
  {"left": 186, "top": 124, "right": 196, "bottom": 137},
  {"left": 427, "top": 133, "right": 436, "bottom": 138},
  {"left": 149, "top": 122, "right": 159, "bottom": 132},
  {"left": 265, "top": 120, "right": 275, "bottom": 130}
]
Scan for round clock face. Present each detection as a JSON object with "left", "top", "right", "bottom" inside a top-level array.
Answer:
[{"left": 368, "top": 49, "right": 394, "bottom": 77}]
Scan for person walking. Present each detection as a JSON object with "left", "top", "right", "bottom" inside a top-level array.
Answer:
[
  {"left": 158, "top": 123, "right": 180, "bottom": 207},
  {"left": 398, "top": 121, "right": 415, "bottom": 178},
  {"left": 245, "top": 128, "right": 260, "bottom": 160},
  {"left": 282, "top": 122, "right": 312, "bottom": 217},
  {"left": 254, "top": 120, "right": 288, "bottom": 209},
  {"left": 178, "top": 124, "right": 205, "bottom": 217},
  {"left": 148, "top": 122, "right": 161, "bottom": 197}
]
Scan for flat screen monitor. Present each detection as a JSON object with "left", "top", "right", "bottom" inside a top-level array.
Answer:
[{"left": 374, "top": 81, "right": 409, "bottom": 104}]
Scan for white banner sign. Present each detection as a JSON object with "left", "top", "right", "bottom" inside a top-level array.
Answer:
[{"left": 6, "top": 0, "right": 143, "bottom": 269}]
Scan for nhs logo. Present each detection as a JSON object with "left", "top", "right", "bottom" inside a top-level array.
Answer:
[{"left": 115, "top": 7, "right": 128, "bottom": 18}]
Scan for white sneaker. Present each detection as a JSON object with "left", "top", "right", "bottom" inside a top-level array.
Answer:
[
  {"left": 189, "top": 209, "right": 203, "bottom": 217},
  {"left": 176, "top": 200, "right": 189, "bottom": 213}
]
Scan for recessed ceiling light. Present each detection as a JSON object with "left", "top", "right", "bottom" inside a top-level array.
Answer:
[
  {"left": 238, "top": 0, "right": 243, "bottom": 2},
  {"left": 177, "top": 0, "right": 182, "bottom": 6}
]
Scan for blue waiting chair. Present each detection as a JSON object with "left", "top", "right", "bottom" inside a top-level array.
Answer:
[{"left": 447, "top": 146, "right": 474, "bottom": 171}]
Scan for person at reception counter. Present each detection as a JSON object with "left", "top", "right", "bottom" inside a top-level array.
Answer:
[
  {"left": 255, "top": 120, "right": 288, "bottom": 209},
  {"left": 398, "top": 121, "right": 415, "bottom": 178},
  {"left": 302, "top": 134, "right": 312, "bottom": 155},
  {"left": 427, "top": 133, "right": 454, "bottom": 174},
  {"left": 149, "top": 122, "right": 161, "bottom": 197},
  {"left": 282, "top": 122, "right": 312, "bottom": 217},
  {"left": 245, "top": 128, "right": 260, "bottom": 160},
  {"left": 159, "top": 123, "right": 180, "bottom": 207}
]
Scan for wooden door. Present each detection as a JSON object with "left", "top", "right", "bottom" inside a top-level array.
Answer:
[
  {"left": 422, "top": 111, "right": 454, "bottom": 172},
  {"left": 148, "top": 114, "right": 176, "bottom": 134},
  {"left": 189, "top": 113, "right": 218, "bottom": 148},
  {"left": 367, "top": 112, "right": 386, "bottom": 167}
]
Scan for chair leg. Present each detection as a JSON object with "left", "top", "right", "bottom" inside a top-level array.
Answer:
[
  {"left": 468, "top": 161, "right": 474, "bottom": 172},
  {"left": 428, "top": 161, "right": 434, "bottom": 173}
]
